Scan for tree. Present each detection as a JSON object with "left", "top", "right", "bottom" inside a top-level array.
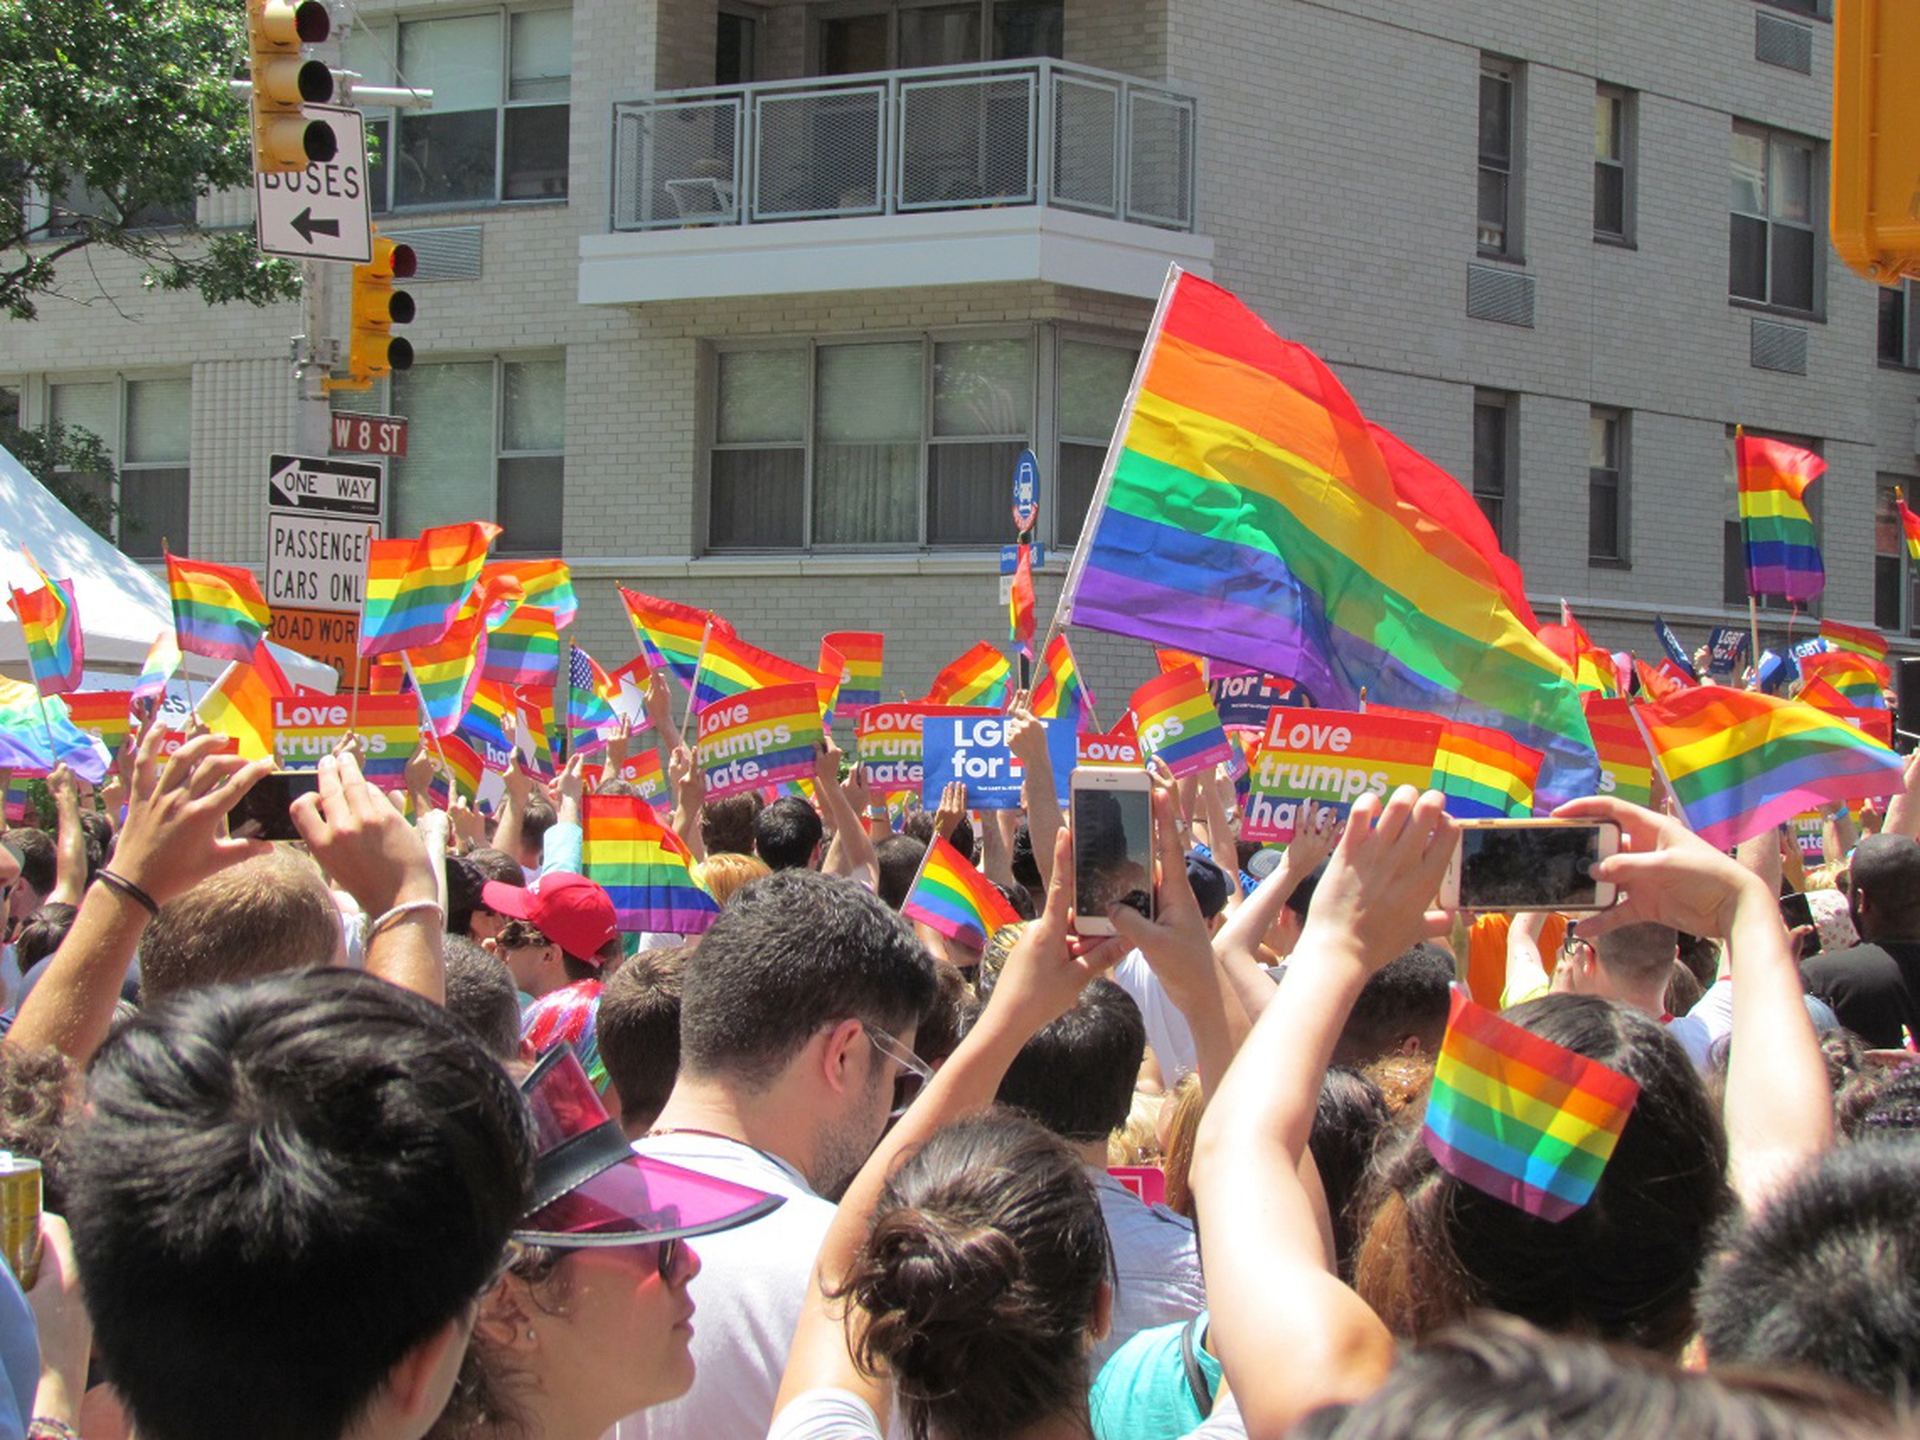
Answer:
[
  {"left": 0, "top": 416, "right": 118, "bottom": 537},
  {"left": 0, "top": 0, "right": 302, "bottom": 321}
]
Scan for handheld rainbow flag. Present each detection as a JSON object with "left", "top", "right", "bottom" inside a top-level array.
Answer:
[
  {"left": 1736, "top": 431, "right": 1825, "bottom": 603},
  {"left": 0, "top": 680, "right": 108, "bottom": 783},
  {"left": 405, "top": 597, "right": 489, "bottom": 737},
  {"left": 460, "top": 681, "right": 518, "bottom": 761},
  {"left": 132, "top": 630, "right": 182, "bottom": 701},
  {"left": 925, "top": 642, "right": 1013, "bottom": 709},
  {"left": 1423, "top": 988, "right": 1640, "bottom": 1223},
  {"left": 9, "top": 556, "right": 83, "bottom": 696},
  {"left": 196, "top": 644, "right": 291, "bottom": 762},
  {"left": 1898, "top": 489, "right": 1920, "bottom": 564},
  {"left": 567, "top": 643, "right": 619, "bottom": 736},
  {"left": 1029, "top": 632, "right": 1093, "bottom": 725},
  {"left": 428, "top": 733, "right": 487, "bottom": 808},
  {"left": 692, "top": 630, "right": 825, "bottom": 712},
  {"left": 1582, "top": 696, "right": 1655, "bottom": 808},
  {"left": 1635, "top": 687, "right": 1906, "bottom": 849},
  {"left": 1008, "top": 543, "right": 1036, "bottom": 644},
  {"left": 1794, "top": 680, "right": 1894, "bottom": 747},
  {"left": 167, "top": 553, "right": 271, "bottom": 664},
  {"left": 822, "top": 631, "right": 884, "bottom": 717},
  {"left": 480, "top": 559, "right": 577, "bottom": 629},
  {"left": 1129, "top": 663, "right": 1233, "bottom": 779},
  {"left": 516, "top": 687, "right": 556, "bottom": 772},
  {"left": 360, "top": 522, "right": 499, "bottom": 657},
  {"left": 1540, "top": 608, "right": 1620, "bottom": 698},
  {"left": 902, "top": 834, "right": 1022, "bottom": 951},
  {"left": 1819, "top": 619, "right": 1888, "bottom": 665},
  {"left": 620, "top": 587, "right": 716, "bottom": 687},
  {"left": 64, "top": 691, "right": 135, "bottom": 755},
  {"left": 1797, "top": 649, "right": 1890, "bottom": 709},
  {"left": 1060, "top": 270, "right": 1595, "bottom": 804},
  {"left": 481, "top": 605, "right": 561, "bottom": 688},
  {"left": 582, "top": 794, "right": 721, "bottom": 935},
  {"left": 1431, "top": 717, "right": 1543, "bottom": 819}
]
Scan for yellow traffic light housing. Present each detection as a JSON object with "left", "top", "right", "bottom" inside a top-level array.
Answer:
[
  {"left": 246, "top": 0, "right": 337, "bottom": 175},
  {"left": 326, "top": 234, "right": 417, "bottom": 394},
  {"left": 1832, "top": 0, "right": 1920, "bottom": 283}
]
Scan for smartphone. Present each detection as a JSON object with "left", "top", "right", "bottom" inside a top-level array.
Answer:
[
  {"left": 227, "top": 771, "right": 322, "bottom": 843},
  {"left": 1070, "top": 765, "right": 1155, "bottom": 935},
  {"left": 1439, "top": 819, "right": 1621, "bottom": 913},
  {"left": 1779, "top": 891, "right": 1821, "bottom": 956}
]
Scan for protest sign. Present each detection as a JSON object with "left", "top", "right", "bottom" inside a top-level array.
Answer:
[
  {"left": 273, "top": 693, "right": 421, "bottom": 787},
  {"left": 1209, "top": 669, "right": 1302, "bottom": 728},
  {"left": 1130, "top": 664, "right": 1234, "bottom": 779},
  {"left": 856, "top": 704, "right": 996, "bottom": 794},
  {"left": 921, "top": 712, "right": 1077, "bottom": 810},
  {"left": 1706, "top": 627, "right": 1750, "bottom": 677},
  {"left": 695, "top": 682, "right": 822, "bottom": 800},
  {"left": 1242, "top": 707, "right": 1440, "bottom": 842},
  {"left": 1077, "top": 729, "right": 1142, "bottom": 767}
]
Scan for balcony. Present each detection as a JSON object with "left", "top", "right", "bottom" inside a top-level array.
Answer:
[{"left": 579, "top": 59, "right": 1212, "bottom": 306}]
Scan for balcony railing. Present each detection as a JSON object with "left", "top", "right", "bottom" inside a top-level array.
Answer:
[{"left": 611, "top": 59, "right": 1196, "bottom": 234}]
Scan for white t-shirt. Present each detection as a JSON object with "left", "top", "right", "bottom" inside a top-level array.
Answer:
[
  {"left": 764, "top": 1386, "right": 1245, "bottom": 1440},
  {"left": 1111, "top": 948, "right": 1201, "bottom": 1084},
  {"left": 612, "top": 1133, "right": 835, "bottom": 1440}
]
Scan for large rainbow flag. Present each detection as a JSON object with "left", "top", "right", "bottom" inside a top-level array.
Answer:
[
  {"left": 167, "top": 553, "right": 271, "bottom": 664},
  {"left": 197, "top": 643, "right": 293, "bottom": 762},
  {"left": 1736, "top": 432, "right": 1825, "bottom": 604},
  {"left": 1635, "top": 687, "right": 1906, "bottom": 849},
  {"left": 620, "top": 587, "right": 716, "bottom": 687},
  {"left": 1797, "top": 649, "right": 1890, "bottom": 709},
  {"left": 9, "top": 559, "right": 83, "bottom": 696},
  {"left": 692, "top": 630, "right": 824, "bottom": 712},
  {"left": 360, "top": 522, "right": 499, "bottom": 657},
  {"left": 581, "top": 795, "right": 720, "bottom": 934},
  {"left": 404, "top": 600, "right": 489, "bottom": 737},
  {"left": 480, "top": 559, "right": 577, "bottom": 629},
  {"left": 1818, "top": 619, "right": 1888, "bottom": 665},
  {"left": 1061, "top": 270, "right": 1595, "bottom": 803},
  {"left": 0, "top": 679, "right": 108, "bottom": 783},
  {"left": 822, "top": 631, "right": 884, "bottom": 718},
  {"left": 902, "top": 835, "right": 1021, "bottom": 951}
]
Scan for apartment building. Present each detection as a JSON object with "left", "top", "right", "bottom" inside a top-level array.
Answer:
[{"left": 4, "top": 0, "right": 1919, "bottom": 702}]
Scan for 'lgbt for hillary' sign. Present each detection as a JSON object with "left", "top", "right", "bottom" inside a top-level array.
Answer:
[
  {"left": 695, "top": 682, "right": 822, "bottom": 800},
  {"left": 1243, "top": 707, "right": 1440, "bottom": 842},
  {"left": 920, "top": 713, "right": 1078, "bottom": 810},
  {"left": 273, "top": 694, "right": 423, "bottom": 788}
]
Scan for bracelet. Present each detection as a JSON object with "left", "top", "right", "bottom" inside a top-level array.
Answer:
[
  {"left": 92, "top": 868, "right": 159, "bottom": 917},
  {"left": 366, "top": 898, "right": 445, "bottom": 942},
  {"left": 31, "top": 1419, "right": 81, "bottom": 1440}
]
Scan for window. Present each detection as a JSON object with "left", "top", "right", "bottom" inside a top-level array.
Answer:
[
  {"left": 1723, "top": 427, "right": 1821, "bottom": 611},
  {"left": 389, "top": 356, "right": 564, "bottom": 552},
  {"left": 1471, "top": 392, "right": 1514, "bottom": 548},
  {"left": 1873, "top": 481, "right": 1918, "bottom": 634},
  {"left": 47, "top": 377, "right": 189, "bottom": 560},
  {"left": 1477, "top": 58, "right": 1520, "bottom": 258},
  {"left": 816, "top": 0, "right": 1061, "bottom": 74},
  {"left": 1880, "top": 282, "right": 1918, "bottom": 368},
  {"left": 1593, "top": 85, "right": 1632, "bottom": 242},
  {"left": 345, "top": 8, "right": 572, "bottom": 211},
  {"left": 1730, "top": 124, "right": 1818, "bottom": 313},
  {"left": 1588, "top": 408, "right": 1628, "bottom": 565},
  {"left": 717, "top": 8, "right": 758, "bottom": 84},
  {"left": 1758, "top": 0, "right": 1821, "bottom": 15},
  {"left": 706, "top": 327, "right": 1134, "bottom": 552}
]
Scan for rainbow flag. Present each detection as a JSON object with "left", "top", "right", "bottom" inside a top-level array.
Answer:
[
  {"left": 425, "top": 732, "right": 487, "bottom": 809},
  {"left": 9, "top": 559, "right": 83, "bottom": 696},
  {"left": 1431, "top": 717, "right": 1543, "bottom": 819},
  {"left": 132, "top": 630, "right": 182, "bottom": 701},
  {"left": 1129, "top": 663, "right": 1233, "bottom": 778},
  {"left": 1062, "top": 271, "right": 1595, "bottom": 805},
  {"left": 1636, "top": 687, "right": 1906, "bottom": 849},
  {"left": 516, "top": 687, "right": 556, "bottom": 773},
  {"left": 167, "top": 553, "right": 271, "bottom": 664},
  {"left": 197, "top": 645, "right": 290, "bottom": 762},
  {"left": 481, "top": 559, "right": 577, "bottom": 629},
  {"left": 822, "top": 631, "right": 885, "bottom": 719},
  {"left": 925, "top": 642, "right": 1012, "bottom": 709},
  {"left": 360, "top": 522, "right": 499, "bottom": 657},
  {"left": 1029, "top": 632, "right": 1093, "bottom": 724},
  {"left": 1900, "top": 490, "right": 1920, "bottom": 563},
  {"left": 481, "top": 605, "right": 560, "bottom": 688},
  {"left": 1736, "top": 432, "right": 1825, "bottom": 603},
  {"left": 692, "top": 630, "right": 824, "bottom": 712},
  {"left": 1582, "top": 696, "right": 1654, "bottom": 808},
  {"left": 620, "top": 587, "right": 715, "bottom": 687},
  {"left": 1008, "top": 543, "right": 1036, "bottom": 644},
  {"left": 902, "top": 835, "right": 1022, "bottom": 952},
  {"left": 1819, "top": 619, "right": 1888, "bottom": 664},
  {"left": 65, "top": 691, "right": 135, "bottom": 754},
  {"left": 1795, "top": 680, "right": 1895, "bottom": 747},
  {"left": 1540, "top": 609, "right": 1620, "bottom": 698},
  {"left": 460, "top": 680, "right": 517, "bottom": 760},
  {"left": 582, "top": 795, "right": 721, "bottom": 934},
  {"left": 0, "top": 678, "right": 109, "bottom": 783},
  {"left": 404, "top": 598, "right": 488, "bottom": 738},
  {"left": 1797, "top": 649, "right": 1890, "bottom": 709},
  {"left": 1423, "top": 988, "right": 1640, "bottom": 1223}
]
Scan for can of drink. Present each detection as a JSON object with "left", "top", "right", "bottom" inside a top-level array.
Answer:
[{"left": 0, "top": 1153, "right": 42, "bottom": 1291}]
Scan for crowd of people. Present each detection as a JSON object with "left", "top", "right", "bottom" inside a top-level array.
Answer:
[{"left": 0, "top": 665, "right": 1915, "bottom": 1440}]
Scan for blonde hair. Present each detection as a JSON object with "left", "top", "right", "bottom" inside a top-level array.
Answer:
[
  {"left": 1159, "top": 1073, "right": 1206, "bottom": 1218},
  {"left": 1106, "top": 1088, "right": 1164, "bottom": 1168},
  {"left": 692, "top": 851, "right": 772, "bottom": 908}
]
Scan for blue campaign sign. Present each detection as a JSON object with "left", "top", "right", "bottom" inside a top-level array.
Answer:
[
  {"left": 1706, "top": 627, "right": 1750, "bottom": 676},
  {"left": 921, "top": 713, "right": 1077, "bottom": 811},
  {"left": 1011, "top": 448, "right": 1040, "bottom": 533}
]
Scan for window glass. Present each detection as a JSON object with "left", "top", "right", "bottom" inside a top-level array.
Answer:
[
  {"left": 127, "top": 378, "right": 190, "bottom": 464},
  {"left": 1472, "top": 396, "right": 1509, "bottom": 543},
  {"left": 509, "top": 10, "right": 572, "bottom": 102},
  {"left": 992, "top": 0, "right": 1063, "bottom": 59},
  {"left": 933, "top": 338, "right": 1030, "bottom": 437},
  {"left": 719, "top": 350, "right": 807, "bottom": 444},
  {"left": 1058, "top": 340, "right": 1134, "bottom": 439},
  {"left": 814, "top": 343, "right": 921, "bottom": 545},
  {"left": 401, "top": 15, "right": 500, "bottom": 112},
  {"left": 391, "top": 363, "right": 497, "bottom": 533},
  {"left": 1730, "top": 130, "right": 1767, "bottom": 214},
  {"left": 503, "top": 358, "right": 565, "bottom": 452},
  {"left": 49, "top": 382, "right": 116, "bottom": 448},
  {"left": 712, "top": 451, "right": 805, "bottom": 548},
  {"left": 498, "top": 454, "right": 564, "bottom": 552},
  {"left": 1593, "top": 88, "right": 1627, "bottom": 239},
  {"left": 898, "top": 4, "right": 980, "bottom": 67}
]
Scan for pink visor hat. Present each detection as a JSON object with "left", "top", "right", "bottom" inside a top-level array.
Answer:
[{"left": 515, "top": 1044, "right": 784, "bottom": 1247}]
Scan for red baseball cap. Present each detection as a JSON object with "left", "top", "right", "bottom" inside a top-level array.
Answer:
[{"left": 482, "top": 872, "right": 619, "bottom": 965}]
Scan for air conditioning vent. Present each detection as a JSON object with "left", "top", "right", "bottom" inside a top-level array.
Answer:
[
  {"left": 1755, "top": 11, "right": 1814, "bottom": 74},
  {"left": 1751, "top": 316, "right": 1808, "bottom": 375},
  {"left": 1466, "top": 264, "right": 1535, "bottom": 327},
  {"left": 384, "top": 225, "right": 483, "bottom": 282}
]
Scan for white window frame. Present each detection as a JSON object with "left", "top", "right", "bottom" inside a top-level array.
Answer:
[
  {"left": 1730, "top": 122, "right": 1821, "bottom": 317},
  {"left": 1588, "top": 407, "right": 1629, "bottom": 567}
]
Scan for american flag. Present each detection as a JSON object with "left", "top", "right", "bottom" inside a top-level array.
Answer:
[{"left": 568, "top": 643, "right": 618, "bottom": 730}]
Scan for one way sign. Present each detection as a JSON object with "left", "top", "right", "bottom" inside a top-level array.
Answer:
[
  {"left": 254, "top": 104, "right": 373, "bottom": 263},
  {"left": 268, "top": 454, "right": 384, "bottom": 516}
]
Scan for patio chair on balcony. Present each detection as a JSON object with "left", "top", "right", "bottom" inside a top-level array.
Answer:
[{"left": 664, "top": 176, "right": 737, "bottom": 223}]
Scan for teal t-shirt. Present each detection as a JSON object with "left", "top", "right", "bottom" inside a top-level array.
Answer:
[{"left": 1090, "top": 1312, "right": 1218, "bottom": 1440}]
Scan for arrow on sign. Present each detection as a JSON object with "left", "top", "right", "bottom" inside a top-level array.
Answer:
[{"left": 291, "top": 208, "right": 342, "bottom": 244}]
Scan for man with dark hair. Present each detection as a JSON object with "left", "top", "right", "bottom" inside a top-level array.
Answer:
[
  {"left": 597, "top": 942, "right": 687, "bottom": 1135},
  {"left": 753, "top": 795, "right": 824, "bottom": 872},
  {"left": 1801, "top": 834, "right": 1920, "bottom": 1048},
  {"left": 1698, "top": 1141, "right": 1920, "bottom": 1402},
  {"left": 1, "top": 828, "right": 53, "bottom": 933},
  {"left": 440, "top": 935, "right": 522, "bottom": 1060},
  {"left": 1332, "top": 941, "right": 1455, "bottom": 1067},
  {"left": 65, "top": 967, "right": 533, "bottom": 1440},
  {"left": 874, "top": 833, "right": 926, "bottom": 911},
  {"left": 702, "top": 792, "right": 765, "bottom": 857},
  {"left": 135, "top": 848, "right": 342, "bottom": 1003},
  {"left": 620, "top": 870, "right": 938, "bottom": 1440},
  {"left": 991, "top": 978, "right": 1204, "bottom": 1367}
]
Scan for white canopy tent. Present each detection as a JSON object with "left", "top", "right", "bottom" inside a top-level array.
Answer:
[{"left": 0, "top": 443, "right": 337, "bottom": 692}]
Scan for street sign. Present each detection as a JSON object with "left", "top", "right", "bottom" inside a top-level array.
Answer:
[
  {"left": 1011, "top": 448, "right": 1039, "bottom": 533},
  {"left": 269, "top": 607, "right": 365, "bottom": 686},
  {"left": 266, "top": 453, "right": 385, "bottom": 687},
  {"left": 329, "top": 411, "right": 409, "bottom": 457},
  {"left": 998, "top": 543, "right": 1044, "bottom": 574},
  {"left": 269, "top": 452, "right": 383, "bottom": 516},
  {"left": 254, "top": 104, "right": 373, "bottom": 263}
]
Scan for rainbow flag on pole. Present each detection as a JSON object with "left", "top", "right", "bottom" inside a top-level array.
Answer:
[
  {"left": 481, "top": 559, "right": 577, "bottom": 629},
  {"left": 167, "top": 553, "right": 271, "bottom": 664},
  {"left": 1582, "top": 696, "right": 1655, "bottom": 808},
  {"left": 458, "top": 681, "right": 518, "bottom": 763},
  {"left": 481, "top": 605, "right": 561, "bottom": 688},
  {"left": 1898, "top": 489, "right": 1920, "bottom": 563},
  {"left": 1736, "top": 431, "right": 1825, "bottom": 603},
  {"left": 582, "top": 795, "right": 721, "bottom": 934},
  {"left": 924, "top": 642, "right": 1013, "bottom": 709},
  {"left": 902, "top": 835, "right": 1022, "bottom": 951},
  {"left": 692, "top": 630, "right": 825, "bottom": 711},
  {"left": 405, "top": 600, "right": 488, "bottom": 737},
  {"left": 1030, "top": 632, "right": 1093, "bottom": 725},
  {"left": 1635, "top": 687, "right": 1906, "bottom": 849},
  {"left": 132, "top": 630, "right": 182, "bottom": 701},
  {"left": 821, "top": 631, "right": 884, "bottom": 718},
  {"left": 9, "top": 557, "right": 83, "bottom": 696},
  {"left": 0, "top": 679, "right": 108, "bottom": 783},
  {"left": 1060, "top": 270, "right": 1594, "bottom": 804},
  {"left": 1423, "top": 987, "right": 1640, "bottom": 1223},
  {"left": 196, "top": 644, "right": 291, "bottom": 762},
  {"left": 620, "top": 587, "right": 715, "bottom": 687},
  {"left": 1129, "top": 663, "right": 1233, "bottom": 779},
  {"left": 1819, "top": 619, "right": 1888, "bottom": 665},
  {"left": 1797, "top": 649, "right": 1891, "bottom": 709},
  {"left": 427, "top": 733, "right": 487, "bottom": 808},
  {"left": 360, "top": 522, "right": 499, "bottom": 657}
]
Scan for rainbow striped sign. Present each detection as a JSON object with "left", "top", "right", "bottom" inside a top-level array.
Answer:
[
  {"left": 1129, "top": 663, "right": 1234, "bottom": 779},
  {"left": 64, "top": 691, "right": 135, "bottom": 754},
  {"left": 1243, "top": 706, "right": 1440, "bottom": 842},
  {"left": 273, "top": 693, "right": 421, "bottom": 789},
  {"left": 695, "top": 682, "right": 823, "bottom": 800},
  {"left": 855, "top": 703, "right": 999, "bottom": 795}
]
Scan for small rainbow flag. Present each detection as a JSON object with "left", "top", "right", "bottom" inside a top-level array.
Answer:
[
  {"left": 481, "top": 605, "right": 560, "bottom": 688},
  {"left": 925, "top": 642, "right": 1013, "bottom": 709},
  {"left": 1582, "top": 696, "right": 1654, "bottom": 808},
  {"left": 64, "top": 691, "right": 135, "bottom": 754},
  {"left": 0, "top": 679, "right": 108, "bottom": 783},
  {"left": 360, "top": 522, "right": 499, "bottom": 657},
  {"left": 1423, "top": 988, "right": 1640, "bottom": 1223},
  {"left": 1029, "top": 632, "right": 1093, "bottom": 724},
  {"left": 1155, "top": 647, "right": 1208, "bottom": 677},
  {"left": 481, "top": 559, "right": 577, "bottom": 629},
  {"left": 582, "top": 794, "right": 721, "bottom": 934},
  {"left": 516, "top": 687, "right": 556, "bottom": 773},
  {"left": 1899, "top": 489, "right": 1920, "bottom": 563},
  {"left": 1736, "top": 431, "right": 1825, "bottom": 604},
  {"left": 903, "top": 835, "right": 1022, "bottom": 951},
  {"left": 1431, "top": 717, "right": 1542, "bottom": 819},
  {"left": 167, "top": 553, "right": 271, "bottom": 664},
  {"left": 427, "top": 732, "right": 487, "bottom": 808},
  {"left": 197, "top": 644, "right": 291, "bottom": 762},
  {"left": 1636, "top": 687, "right": 1906, "bottom": 849},
  {"left": 133, "top": 630, "right": 181, "bottom": 701},
  {"left": 460, "top": 680, "right": 517, "bottom": 760},
  {"left": 822, "top": 631, "right": 884, "bottom": 718},
  {"left": 1129, "top": 663, "right": 1233, "bottom": 779},
  {"left": 1797, "top": 649, "right": 1890, "bottom": 709},
  {"left": 620, "top": 587, "right": 715, "bottom": 687},
  {"left": 9, "top": 558, "right": 83, "bottom": 696},
  {"left": 1008, "top": 543, "right": 1036, "bottom": 644},
  {"left": 1819, "top": 619, "right": 1888, "bottom": 665},
  {"left": 405, "top": 599, "right": 488, "bottom": 737},
  {"left": 1540, "top": 611, "right": 1620, "bottom": 698},
  {"left": 693, "top": 630, "right": 825, "bottom": 712},
  {"left": 1795, "top": 680, "right": 1895, "bottom": 747}
]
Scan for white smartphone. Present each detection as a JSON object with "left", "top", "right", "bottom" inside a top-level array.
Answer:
[
  {"left": 1439, "top": 819, "right": 1621, "bottom": 914},
  {"left": 1071, "top": 764, "right": 1155, "bottom": 936}
]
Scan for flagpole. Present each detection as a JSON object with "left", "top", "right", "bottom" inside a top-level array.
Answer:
[
  {"left": 561, "top": 636, "right": 575, "bottom": 765},
  {"left": 1628, "top": 703, "right": 1688, "bottom": 830},
  {"left": 681, "top": 614, "right": 712, "bottom": 737},
  {"left": 1748, "top": 598, "right": 1762, "bottom": 688},
  {"left": 351, "top": 522, "right": 377, "bottom": 733},
  {"left": 399, "top": 651, "right": 453, "bottom": 780}
]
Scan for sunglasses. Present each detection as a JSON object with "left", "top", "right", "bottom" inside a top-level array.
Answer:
[
  {"left": 489, "top": 1233, "right": 687, "bottom": 1288},
  {"left": 865, "top": 1022, "right": 936, "bottom": 1119}
]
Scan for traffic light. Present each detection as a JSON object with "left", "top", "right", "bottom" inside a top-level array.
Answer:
[
  {"left": 327, "top": 234, "right": 417, "bottom": 393},
  {"left": 1832, "top": 0, "right": 1920, "bottom": 283},
  {"left": 246, "top": 0, "right": 337, "bottom": 175}
]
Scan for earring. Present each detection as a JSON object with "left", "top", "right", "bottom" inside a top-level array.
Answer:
[{"left": 527, "top": 1328, "right": 537, "bottom": 1342}]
